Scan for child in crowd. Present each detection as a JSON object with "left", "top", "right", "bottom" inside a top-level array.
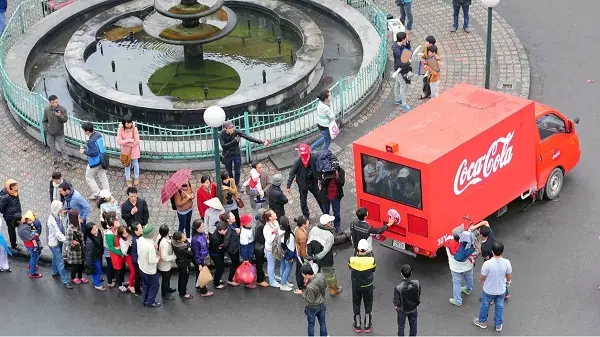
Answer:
[
  {"left": 242, "top": 168, "right": 266, "bottom": 204},
  {"left": 171, "top": 231, "right": 195, "bottom": 299},
  {"left": 118, "top": 226, "right": 136, "bottom": 293},
  {"left": 420, "top": 36, "right": 443, "bottom": 99},
  {"left": 423, "top": 61, "right": 440, "bottom": 98},
  {"left": 240, "top": 214, "right": 255, "bottom": 262},
  {"left": 18, "top": 211, "right": 42, "bottom": 278}
]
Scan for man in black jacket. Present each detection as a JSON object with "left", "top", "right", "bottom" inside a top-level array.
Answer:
[
  {"left": 350, "top": 207, "right": 392, "bottom": 255},
  {"left": 267, "top": 174, "right": 288, "bottom": 219},
  {"left": 393, "top": 264, "right": 421, "bottom": 336},
  {"left": 0, "top": 179, "right": 22, "bottom": 250},
  {"left": 349, "top": 239, "right": 377, "bottom": 333},
  {"left": 219, "top": 121, "right": 269, "bottom": 186},
  {"left": 121, "top": 187, "right": 150, "bottom": 227},
  {"left": 286, "top": 144, "right": 324, "bottom": 219}
]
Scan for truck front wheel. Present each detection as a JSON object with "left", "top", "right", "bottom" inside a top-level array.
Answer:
[{"left": 544, "top": 167, "right": 564, "bottom": 200}]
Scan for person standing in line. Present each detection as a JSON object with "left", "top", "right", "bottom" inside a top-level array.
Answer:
[
  {"left": 85, "top": 223, "right": 107, "bottom": 291},
  {"left": 394, "top": 264, "right": 421, "bottom": 336},
  {"left": 46, "top": 200, "right": 73, "bottom": 288},
  {"left": 293, "top": 216, "right": 310, "bottom": 295},
  {"left": 65, "top": 209, "right": 88, "bottom": 285},
  {"left": 239, "top": 214, "right": 255, "bottom": 265},
  {"left": 307, "top": 214, "right": 342, "bottom": 296},
  {"left": 350, "top": 208, "right": 392, "bottom": 255},
  {"left": 173, "top": 181, "right": 195, "bottom": 237},
  {"left": 245, "top": 162, "right": 271, "bottom": 222},
  {"left": 105, "top": 212, "right": 126, "bottom": 292},
  {"left": 209, "top": 219, "right": 227, "bottom": 290},
  {"left": 130, "top": 222, "right": 143, "bottom": 294},
  {"left": 396, "top": 0, "right": 413, "bottom": 34},
  {"left": 49, "top": 172, "right": 67, "bottom": 203},
  {"left": 203, "top": 197, "right": 224, "bottom": 235},
  {"left": 196, "top": 175, "right": 217, "bottom": 219},
  {"left": 221, "top": 171, "right": 241, "bottom": 227},
  {"left": 43, "top": 95, "right": 73, "bottom": 169},
  {"left": 451, "top": 0, "right": 471, "bottom": 32},
  {"left": 262, "top": 210, "right": 281, "bottom": 287},
  {"left": 0, "top": 179, "right": 22, "bottom": 250},
  {"left": 311, "top": 89, "right": 335, "bottom": 151},
  {"left": 286, "top": 145, "right": 324, "bottom": 219},
  {"left": 59, "top": 182, "right": 91, "bottom": 240},
  {"left": 267, "top": 174, "right": 288, "bottom": 219},
  {"left": 221, "top": 212, "right": 241, "bottom": 287},
  {"left": 473, "top": 242, "right": 512, "bottom": 332},
  {"left": 319, "top": 159, "right": 345, "bottom": 234},
  {"left": 97, "top": 189, "right": 120, "bottom": 221},
  {"left": 219, "top": 120, "right": 270, "bottom": 186},
  {"left": 252, "top": 208, "right": 269, "bottom": 287},
  {"left": 117, "top": 226, "right": 137, "bottom": 294},
  {"left": 278, "top": 216, "right": 296, "bottom": 292},
  {"left": 190, "top": 219, "right": 213, "bottom": 297},
  {"left": 121, "top": 187, "right": 150, "bottom": 228},
  {"left": 0, "top": 0, "right": 6, "bottom": 36},
  {"left": 392, "top": 32, "right": 413, "bottom": 111},
  {"left": 445, "top": 226, "right": 475, "bottom": 307},
  {"left": 301, "top": 263, "right": 328, "bottom": 337},
  {"left": 349, "top": 239, "right": 377, "bottom": 333},
  {"left": 157, "top": 225, "right": 176, "bottom": 301},
  {"left": 138, "top": 225, "right": 161, "bottom": 307},
  {"left": 172, "top": 230, "right": 195, "bottom": 299},
  {"left": 79, "top": 122, "right": 110, "bottom": 200},
  {"left": 116, "top": 113, "right": 141, "bottom": 187}
]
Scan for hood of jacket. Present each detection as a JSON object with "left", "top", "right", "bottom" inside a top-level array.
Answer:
[{"left": 3, "top": 179, "right": 18, "bottom": 197}]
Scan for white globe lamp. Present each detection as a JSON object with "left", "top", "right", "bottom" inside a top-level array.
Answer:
[
  {"left": 481, "top": 0, "right": 500, "bottom": 7},
  {"left": 204, "top": 105, "right": 226, "bottom": 128}
]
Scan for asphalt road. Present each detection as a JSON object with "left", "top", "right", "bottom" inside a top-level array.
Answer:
[{"left": 2, "top": 1, "right": 600, "bottom": 336}]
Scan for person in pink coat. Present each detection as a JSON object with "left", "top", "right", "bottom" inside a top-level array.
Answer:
[{"left": 117, "top": 114, "right": 141, "bottom": 187}]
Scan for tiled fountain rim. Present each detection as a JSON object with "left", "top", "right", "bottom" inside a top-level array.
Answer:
[{"left": 62, "top": 0, "right": 326, "bottom": 111}]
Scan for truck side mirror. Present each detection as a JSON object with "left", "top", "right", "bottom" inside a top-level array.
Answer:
[{"left": 574, "top": 117, "right": 580, "bottom": 124}]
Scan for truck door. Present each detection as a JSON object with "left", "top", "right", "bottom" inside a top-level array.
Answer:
[{"left": 536, "top": 113, "right": 569, "bottom": 187}]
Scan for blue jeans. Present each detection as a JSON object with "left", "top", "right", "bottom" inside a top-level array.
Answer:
[
  {"left": 305, "top": 303, "right": 328, "bottom": 336},
  {"left": 265, "top": 249, "right": 277, "bottom": 286},
  {"left": 451, "top": 269, "right": 473, "bottom": 305},
  {"left": 125, "top": 159, "right": 140, "bottom": 180},
  {"left": 0, "top": 12, "right": 6, "bottom": 36},
  {"left": 50, "top": 245, "right": 69, "bottom": 283},
  {"left": 399, "top": 2, "right": 413, "bottom": 30},
  {"left": 240, "top": 243, "right": 254, "bottom": 261},
  {"left": 322, "top": 198, "right": 341, "bottom": 232},
  {"left": 279, "top": 258, "right": 292, "bottom": 285},
  {"left": 453, "top": 5, "right": 470, "bottom": 29},
  {"left": 91, "top": 259, "right": 103, "bottom": 287},
  {"left": 141, "top": 271, "right": 160, "bottom": 306},
  {"left": 478, "top": 291, "right": 505, "bottom": 327},
  {"left": 27, "top": 247, "right": 40, "bottom": 275},
  {"left": 177, "top": 211, "right": 193, "bottom": 238},
  {"left": 223, "top": 154, "right": 242, "bottom": 186},
  {"left": 310, "top": 128, "right": 331, "bottom": 151}
]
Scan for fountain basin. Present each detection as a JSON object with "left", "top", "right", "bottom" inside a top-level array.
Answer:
[{"left": 155, "top": 0, "right": 224, "bottom": 19}]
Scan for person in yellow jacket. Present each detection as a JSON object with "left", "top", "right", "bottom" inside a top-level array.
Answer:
[{"left": 348, "top": 239, "right": 377, "bottom": 333}]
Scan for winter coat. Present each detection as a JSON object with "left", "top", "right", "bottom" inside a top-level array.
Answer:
[
  {"left": 307, "top": 225, "right": 334, "bottom": 267},
  {"left": 303, "top": 273, "right": 327, "bottom": 307},
  {"left": 209, "top": 230, "right": 225, "bottom": 255},
  {"left": 172, "top": 240, "right": 195, "bottom": 270},
  {"left": 394, "top": 279, "right": 422, "bottom": 314},
  {"left": 348, "top": 254, "right": 376, "bottom": 288},
  {"left": 120, "top": 198, "right": 150, "bottom": 227},
  {"left": 196, "top": 184, "right": 217, "bottom": 218},
  {"left": 83, "top": 131, "right": 105, "bottom": 168},
  {"left": 318, "top": 167, "right": 345, "bottom": 202},
  {"left": 64, "top": 190, "right": 90, "bottom": 220},
  {"left": 157, "top": 236, "right": 176, "bottom": 272},
  {"left": 42, "top": 104, "right": 68, "bottom": 137},
  {"left": 219, "top": 129, "right": 263, "bottom": 157},
  {"left": 0, "top": 188, "right": 21, "bottom": 220},
  {"left": 267, "top": 185, "right": 288, "bottom": 219},
  {"left": 46, "top": 214, "right": 67, "bottom": 248},
  {"left": 350, "top": 220, "right": 388, "bottom": 253},
  {"left": 222, "top": 224, "right": 240, "bottom": 256},
  {"left": 65, "top": 224, "right": 84, "bottom": 264},
  {"left": 190, "top": 233, "right": 209, "bottom": 266},
  {"left": 85, "top": 234, "right": 104, "bottom": 266},
  {"left": 116, "top": 125, "right": 141, "bottom": 160},
  {"left": 286, "top": 155, "right": 320, "bottom": 190}
]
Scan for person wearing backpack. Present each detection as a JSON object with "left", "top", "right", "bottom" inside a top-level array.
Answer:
[
  {"left": 444, "top": 225, "right": 475, "bottom": 307},
  {"left": 286, "top": 145, "right": 324, "bottom": 219},
  {"left": 393, "top": 264, "right": 421, "bottom": 336},
  {"left": 79, "top": 122, "right": 109, "bottom": 200},
  {"left": 318, "top": 156, "right": 345, "bottom": 234}
]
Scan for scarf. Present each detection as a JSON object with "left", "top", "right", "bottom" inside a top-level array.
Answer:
[
  {"left": 297, "top": 144, "right": 311, "bottom": 167},
  {"left": 52, "top": 180, "right": 62, "bottom": 202}
]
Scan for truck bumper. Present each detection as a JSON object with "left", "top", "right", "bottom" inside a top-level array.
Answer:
[{"left": 380, "top": 241, "right": 417, "bottom": 257}]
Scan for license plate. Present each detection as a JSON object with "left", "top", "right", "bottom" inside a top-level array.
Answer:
[{"left": 392, "top": 240, "right": 405, "bottom": 250}]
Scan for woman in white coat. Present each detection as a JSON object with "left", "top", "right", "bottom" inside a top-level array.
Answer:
[{"left": 47, "top": 200, "right": 73, "bottom": 289}]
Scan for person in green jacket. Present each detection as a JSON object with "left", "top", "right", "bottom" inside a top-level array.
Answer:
[
  {"left": 104, "top": 211, "right": 126, "bottom": 292},
  {"left": 301, "top": 264, "right": 328, "bottom": 336}
]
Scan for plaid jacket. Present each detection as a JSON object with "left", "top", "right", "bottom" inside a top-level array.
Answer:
[{"left": 65, "top": 224, "right": 84, "bottom": 264}]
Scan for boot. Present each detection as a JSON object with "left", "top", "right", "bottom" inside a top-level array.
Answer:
[
  {"left": 329, "top": 285, "right": 343, "bottom": 296},
  {"left": 353, "top": 314, "right": 362, "bottom": 333},
  {"left": 364, "top": 313, "right": 372, "bottom": 333}
]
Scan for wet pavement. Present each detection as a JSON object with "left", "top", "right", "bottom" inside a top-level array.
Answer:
[{"left": 4, "top": 0, "right": 600, "bottom": 335}]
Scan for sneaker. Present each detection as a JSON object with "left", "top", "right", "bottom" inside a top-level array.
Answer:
[
  {"left": 394, "top": 99, "right": 403, "bottom": 105},
  {"left": 64, "top": 282, "right": 74, "bottom": 289},
  {"left": 144, "top": 302, "right": 162, "bottom": 308},
  {"left": 401, "top": 104, "right": 411, "bottom": 111},
  {"left": 126, "top": 180, "right": 133, "bottom": 187},
  {"left": 95, "top": 286, "right": 107, "bottom": 291},
  {"left": 80, "top": 278, "right": 89, "bottom": 284},
  {"left": 280, "top": 285, "right": 293, "bottom": 292},
  {"left": 270, "top": 282, "right": 281, "bottom": 288},
  {"left": 286, "top": 282, "right": 293, "bottom": 288},
  {"left": 461, "top": 286, "right": 472, "bottom": 295},
  {"left": 28, "top": 273, "right": 42, "bottom": 279},
  {"left": 52, "top": 273, "right": 60, "bottom": 277},
  {"left": 449, "top": 298, "right": 462, "bottom": 307},
  {"left": 133, "top": 178, "right": 140, "bottom": 186},
  {"left": 353, "top": 324, "right": 362, "bottom": 333},
  {"left": 258, "top": 281, "right": 269, "bottom": 287},
  {"left": 274, "top": 275, "right": 281, "bottom": 282},
  {"left": 464, "top": 26, "right": 472, "bottom": 33},
  {"left": 72, "top": 278, "right": 82, "bottom": 284},
  {"left": 473, "top": 318, "right": 487, "bottom": 329},
  {"left": 495, "top": 324, "right": 503, "bottom": 332},
  {"left": 200, "top": 291, "right": 214, "bottom": 297},
  {"left": 119, "top": 285, "right": 128, "bottom": 293},
  {"left": 450, "top": 26, "right": 457, "bottom": 32}
]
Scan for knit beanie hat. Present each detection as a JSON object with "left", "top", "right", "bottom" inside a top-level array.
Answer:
[{"left": 142, "top": 225, "right": 156, "bottom": 238}]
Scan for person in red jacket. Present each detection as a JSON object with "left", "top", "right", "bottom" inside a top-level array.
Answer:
[{"left": 196, "top": 175, "right": 217, "bottom": 219}]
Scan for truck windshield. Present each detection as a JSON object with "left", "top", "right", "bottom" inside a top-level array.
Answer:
[{"left": 361, "top": 154, "right": 423, "bottom": 209}]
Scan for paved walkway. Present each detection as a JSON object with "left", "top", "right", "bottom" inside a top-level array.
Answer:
[{"left": 0, "top": 0, "right": 529, "bottom": 260}]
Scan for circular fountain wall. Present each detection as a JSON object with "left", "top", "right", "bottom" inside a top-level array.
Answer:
[{"left": 64, "top": 0, "right": 325, "bottom": 125}]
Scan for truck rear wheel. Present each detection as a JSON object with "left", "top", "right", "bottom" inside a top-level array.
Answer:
[{"left": 544, "top": 167, "right": 563, "bottom": 200}]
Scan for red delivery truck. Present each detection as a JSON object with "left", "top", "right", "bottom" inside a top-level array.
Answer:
[{"left": 352, "top": 84, "right": 581, "bottom": 258}]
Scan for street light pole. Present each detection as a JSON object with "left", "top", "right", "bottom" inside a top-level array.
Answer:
[
  {"left": 204, "top": 106, "right": 227, "bottom": 201},
  {"left": 481, "top": 0, "right": 500, "bottom": 89}
]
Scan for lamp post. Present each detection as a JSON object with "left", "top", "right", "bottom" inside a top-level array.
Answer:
[
  {"left": 204, "top": 106, "right": 226, "bottom": 201},
  {"left": 481, "top": 0, "right": 500, "bottom": 89}
]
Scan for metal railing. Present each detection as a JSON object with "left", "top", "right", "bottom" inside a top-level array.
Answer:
[{"left": 0, "top": 0, "right": 388, "bottom": 161}]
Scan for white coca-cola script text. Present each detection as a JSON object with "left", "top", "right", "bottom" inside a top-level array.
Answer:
[{"left": 453, "top": 131, "right": 514, "bottom": 195}]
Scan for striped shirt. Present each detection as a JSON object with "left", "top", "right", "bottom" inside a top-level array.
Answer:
[{"left": 316, "top": 101, "right": 335, "bottom": 128}]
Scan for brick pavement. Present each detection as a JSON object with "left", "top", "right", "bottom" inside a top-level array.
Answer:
[{"left": 0, "top": 0, "right": 530, "bottom": 260}]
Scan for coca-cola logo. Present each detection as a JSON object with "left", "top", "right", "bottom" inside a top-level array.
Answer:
[{"left": 453, "top": 131, "right": 515, "bottom": 195}]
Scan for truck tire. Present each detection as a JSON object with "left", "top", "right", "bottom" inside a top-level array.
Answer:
[{"left": 544, "top": 167, "right": 563, "bottom": 200}]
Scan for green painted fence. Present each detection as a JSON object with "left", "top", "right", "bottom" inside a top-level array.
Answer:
[{"left": 0, "top": 0, "right": 388, "bottom": 161}]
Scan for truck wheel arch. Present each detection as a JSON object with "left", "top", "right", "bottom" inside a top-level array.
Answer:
[{"left": 544, "top": 166, "right": 565, "bottom": 200}]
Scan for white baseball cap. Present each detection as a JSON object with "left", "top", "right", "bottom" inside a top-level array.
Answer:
[
  {"left": 319, "top": 214, "right": 336, "bottom": 225},
  {"left": 357, "top": 239, "right": 369, "bottom": 252},
  {"left": 98, "top": 189, "right": 111, "bottom": 199}
]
